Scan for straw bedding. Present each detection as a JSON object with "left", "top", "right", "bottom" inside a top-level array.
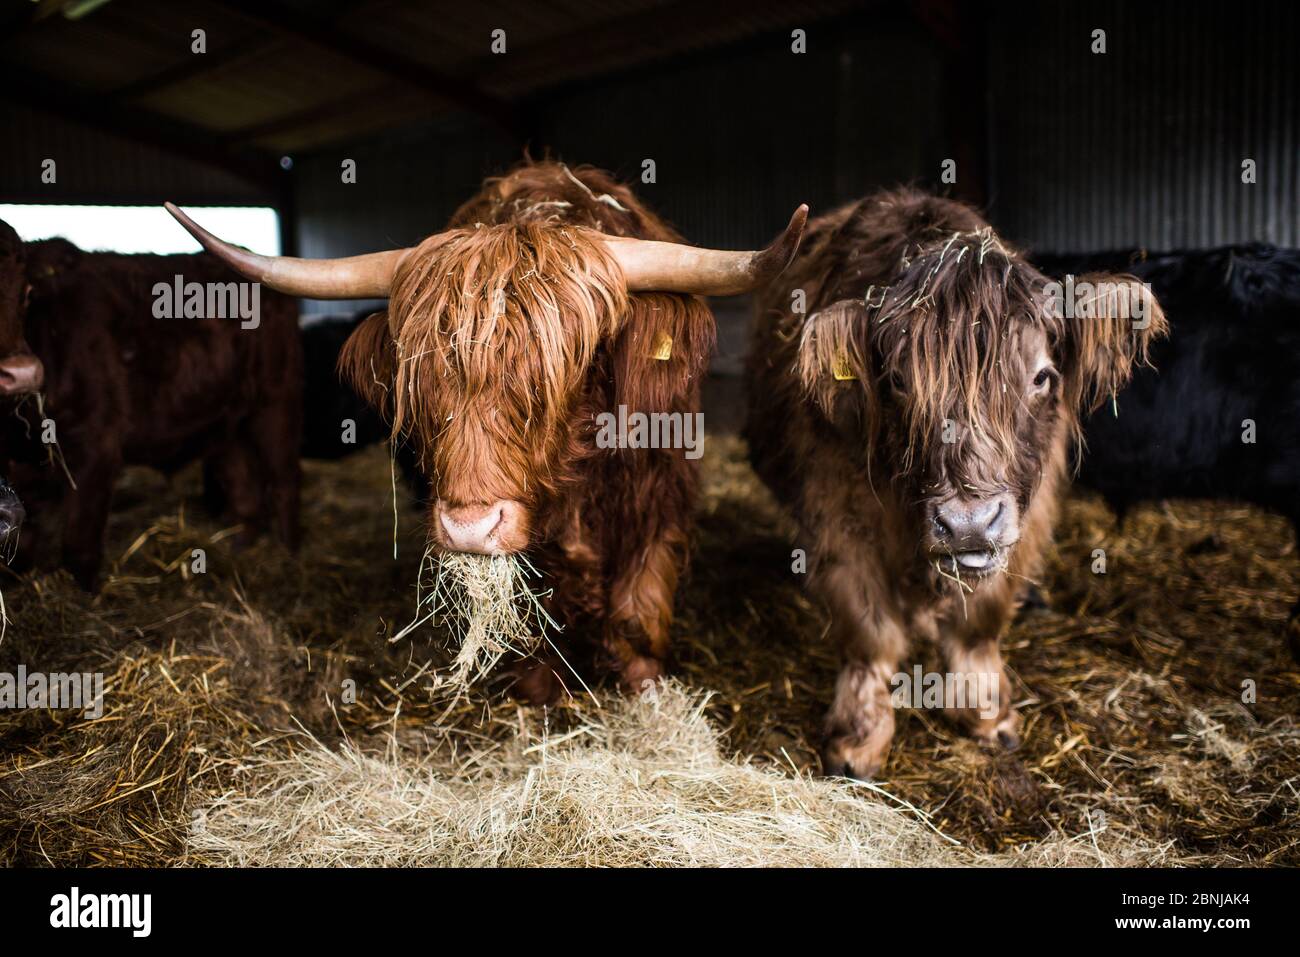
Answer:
[{"left": 1, "top": 435, "right": 1295, "bottom": 866}]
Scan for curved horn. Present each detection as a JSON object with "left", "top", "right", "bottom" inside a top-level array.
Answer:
[
  {"left": 163, "top": 202, "right": 409, "bottom": 299},
  {"left": 602, "top": 204, "right": 808, "bottom": 296}
]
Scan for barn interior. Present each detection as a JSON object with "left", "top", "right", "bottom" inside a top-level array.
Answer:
[{"left": 1, "top": 0, "right": 1297, "bottom": 867}]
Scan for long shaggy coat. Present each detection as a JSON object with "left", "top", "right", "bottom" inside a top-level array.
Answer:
[
  {"left": 747, "top": 189, "right": 1165, "bottom": 777},
  {"left": 339, "top": 162, "right": 716, "bottom": 695}
]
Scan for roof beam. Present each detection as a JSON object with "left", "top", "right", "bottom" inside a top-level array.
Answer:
[
  {"left": 210, "top": 0, "right": 526, "bottom": 141},
  {"left": 0, "top": 63, "right": 281, "bottom": 192},
  {"left": 219, "top": 81, "right": 410, "bottom": 147},
  {"left": 106, "top": 0, "right": 361, "bottom": 103},
  {"left": 461, "top": 0, "right": 846, "bottom": 88},
  {"left": 108, "top": 34, "right": 273, "bottom": 102}
]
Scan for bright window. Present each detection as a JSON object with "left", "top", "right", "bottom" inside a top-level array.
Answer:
[{"left": 0, "top": 204, "right": 280, "bottom": 256}]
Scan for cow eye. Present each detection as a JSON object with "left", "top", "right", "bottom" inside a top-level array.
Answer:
[{"left": 1031, "top": 366, "right": 1057, "bottom": 394}]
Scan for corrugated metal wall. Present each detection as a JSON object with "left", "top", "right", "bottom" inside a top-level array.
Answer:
[
  {"left": 293, "top": 111, "right": 518, "bottom": 316},
  {"left": 292, "top": 8, "right": 945, "bottom": 313},
  {"left": 535, "top": 14, "right": 943, "bottom": 251},
  {"left": 7, "top": 1, "right": 1293, "bottom": 271},
  {"left": 988, "top": 0, "right": 1299, "bottom": 253},
  {"left": 0, "top": 101, "right": 269, "bottom": 206}
]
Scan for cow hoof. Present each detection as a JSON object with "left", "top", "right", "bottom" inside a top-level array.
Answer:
[
  {"left": 822, "top": 734, "right": 888, "bottom": 781},
  {"left": 508, "top": 658, "right": 563, "bottom": 706},
  {"left": 618, "top": 655, "right": 663, "bottom": 696},
  {"left": 974, "top": 711, "right": 1021, "bottom": 751}
]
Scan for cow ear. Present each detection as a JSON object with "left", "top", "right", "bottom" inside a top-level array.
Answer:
[
  {"left": 796, "top": 298, "right": 872, "bottom": 421},
  {"left": 611, "top": 293, "right": 715, "bottom": 415},
  {"left": 1061, "top": 272, "right": 1168, "bottom": 414},
  {"left": 338, "top": 311, "right": 397, "bottom": 415}
]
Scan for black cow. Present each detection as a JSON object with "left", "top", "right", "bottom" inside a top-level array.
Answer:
[
  {"left": 1034, "top": 243, "right": 1300, "bottom": 657},
  {"left": 298, "top": 310, "right": 424, "bottom": 502},
  {"left": 300, "top": 311, "right": 391, "bottom": 459}
]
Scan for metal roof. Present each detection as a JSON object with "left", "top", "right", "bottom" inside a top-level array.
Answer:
[{"left": 1, "top": 0, "right": 867, "bottom": 190}]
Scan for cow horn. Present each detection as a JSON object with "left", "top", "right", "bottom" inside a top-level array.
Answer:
[
  {"left": 601, "top": 204, "right": 808, "bottom": 296},
  {"left": 163, "top": 202, "right": 409, "bottom": 299}
]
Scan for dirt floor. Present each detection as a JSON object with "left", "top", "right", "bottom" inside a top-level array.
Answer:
[{"left": 1, "top": 431, "right": 1297, "bottom": 866}]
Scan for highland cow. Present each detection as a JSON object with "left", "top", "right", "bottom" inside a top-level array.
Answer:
[
  {"left": 1033, "top": 243, "right": 1300, "bottom": 525},
  {"left": 0, "top": 220, "right": 43, "bottom": 396},
  {"left": 166, "top": 161, "right": 806, "bottom": 697},
  {"left": 1, "top": 239, "right": 303, "bottom": 590},
  {"left": 746, "top": 189, "right": 1166, "bottom": 778},
  {"left": 1034, "top": 243, "right": 1300, "bottom": 659}
]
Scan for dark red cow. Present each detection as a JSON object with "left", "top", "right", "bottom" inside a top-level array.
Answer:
[{"left": 2, "top": 238, "right": 303, "bottom": 589}]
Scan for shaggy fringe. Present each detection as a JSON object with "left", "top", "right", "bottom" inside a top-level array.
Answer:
[
  {"left": 386, "top": 223, "right": 626, "bottom": 504},
  {"left": 795, "top": 221, "right": 1168, "bottom": 485}
]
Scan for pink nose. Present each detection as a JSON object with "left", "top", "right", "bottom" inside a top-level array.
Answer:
[
  {"left": 437, "top": 501, "right": 523, "bottom": 554},
  {"left": 0, "top": 353, "right": 43, "bottom": 395}
]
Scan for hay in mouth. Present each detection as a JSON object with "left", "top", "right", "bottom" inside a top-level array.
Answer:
[{"left": 392, "top": 547, "right": 559, "bottom": 691}]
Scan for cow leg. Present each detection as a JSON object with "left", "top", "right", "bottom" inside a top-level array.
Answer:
[
  {"left": 818, "top": 563, "right": 906, "bottom": 780},
  {"left": 939, "top": 594, "right": 1019, "bottom": 749},
  {"left": 506, "top": 647, "right": 568, "bottom": 705},
  {"left": 201, "top": 458, "right": 228, "bottom": 519},
  {"left": 205, "top": 444, "right": 264, "bottom": 547},
  {"left": 60, "top": 448, "right": 123, "bottom": 591},
  {"left": 245, "top": 403, "right": 301, "bottom": 550},
  {"left": 603, "top": 530, "right": 686, "bottom": 695}
]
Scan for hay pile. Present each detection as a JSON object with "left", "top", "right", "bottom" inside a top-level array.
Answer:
[
  {"left": 1, "top": 434, "right": 1296, "bottom": 866},
  {"left": 192, "top": 682, "right": 962, "bottom": 867},
  {"left": 0, "top": 598, "right": 323, "bottom": 865},
  {"left": 674, "top": 438, "right": 1299, "bottom": 864}
]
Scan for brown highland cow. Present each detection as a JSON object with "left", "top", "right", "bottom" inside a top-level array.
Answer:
[
  {"left": 167, "top": 161, "right": 806, "bottom": 698},
  {"left": 747, "top": 189, "right": 1166, "bottom": 778}
]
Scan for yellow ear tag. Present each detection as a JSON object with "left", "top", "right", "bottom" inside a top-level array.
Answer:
[
  {"left": 831, "top": 352, "right": 857, "bottom": 381},
  {"left": 649, "top": 330, "right": 673, "bottom": 361}
]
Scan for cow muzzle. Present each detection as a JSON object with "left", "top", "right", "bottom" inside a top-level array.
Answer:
[
  {"left": 926, "top": 492, "right": 1020, "bottom": 577},
  {"left": 0, "top": 353, "right": 44, "bottom": 396},
  {"left": 434, "top": 500, "right": 529, "bottom": 555}
]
